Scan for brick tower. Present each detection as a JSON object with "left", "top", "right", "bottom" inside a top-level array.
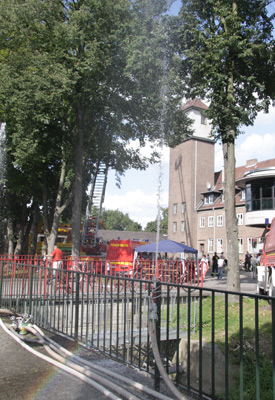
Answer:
[{"left": 168, "top": 99, "right": 214, "bottom": 248}]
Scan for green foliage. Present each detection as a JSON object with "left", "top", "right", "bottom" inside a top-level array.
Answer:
[
  {"left": 177, "top": 0, "right": 275, "bottom": 141},
  {"left": 0, "top": 0, "right": 190, "bottom": 253},
  {"left": 144, "top": 207, "right": 168, "bottom": 233},
  {"left": 168, "top": 296, "right": 273, "bottom": 399},
  {"left": 101, "top": 208, "right": 142, "bottom": 231}
]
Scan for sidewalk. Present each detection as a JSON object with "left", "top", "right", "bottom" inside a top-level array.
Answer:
[
  {"left": 0, "top": 311, "right": 176, "bottom": 400},
  {"left": 203, "top": 268, "right": 257, "bottom": 294},
  {"left": 0, "top": 313, "right": 110, "bottom": 400}
]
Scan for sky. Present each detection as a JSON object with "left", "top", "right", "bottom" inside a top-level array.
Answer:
[
  {"left": 104, "top": 108, "right": 275, "bottom": 229},
  {"left": 103, "top": 1, "right": 275, "bottom": 229}
]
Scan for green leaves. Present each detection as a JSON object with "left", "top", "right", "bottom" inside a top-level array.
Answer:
[
  {"left": 101, "top": 208, "right": 142, "bottom": 231},
  {"left": 178, "top": 0, "right": 275, "bottom": 139}
]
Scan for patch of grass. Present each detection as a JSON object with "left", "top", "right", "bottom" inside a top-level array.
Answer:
[{"left": 165, "top": 295, "right": 273, "bottom": 398}]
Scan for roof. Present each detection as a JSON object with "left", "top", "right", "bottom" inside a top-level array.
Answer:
[
  {"left": 134, "top": 239, "right": 198, "bottom": 254},
  {"left": 97, "top": 230, "right": 167, "bottom": 243},
  {"left": 197, "top": 158, "right": 275, "bottom": 211},
  {"left": 182, "top": 98, "right": 208, "bottom": 112},
  {"left": 235, "top": 158, "right": 275, "bottom": 181}
]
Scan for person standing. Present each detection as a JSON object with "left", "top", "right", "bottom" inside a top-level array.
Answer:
[
  {"left": 212, "top": 252, "right": 218, "bottom": 276},
  {"left": 217, "top": 255, "right": 225, "bottom": 280},
  {"left": 51, "top": 245, "right": 64, "bottom": 284},
  {"left": 200, "top": 254, "right": 209, "bottom": 277},
  {"left": 251, "top": 254, "right": 258, "bottom": 279},
  {"left": 51, "top": 245, "right": 63, "bottom": 270},
  {"left": 245, "top": 251, "right": 252, "bottom": 271}
]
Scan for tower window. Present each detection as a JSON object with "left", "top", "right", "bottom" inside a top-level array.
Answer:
[{"left": 201, "top": 113, "right": 207, "bottom": 125}]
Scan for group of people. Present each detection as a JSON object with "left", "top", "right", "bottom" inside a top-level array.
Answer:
[
  {"left": 200, "top": 252, "right": 226, "bottom": 280},
  {"left": 210, "top": 252, "right": 226, "bottom": 280},
  {"left": 207, "top": 250, "right": 261, "bottom": 281},
  {"left": 244, "top": 251, "right": 261, "bottom": 279}
]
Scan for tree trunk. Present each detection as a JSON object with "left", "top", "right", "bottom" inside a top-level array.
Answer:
[
  {"left": 46, "top": 154, "right": 69, "bottom": 254},
  {"left": 30, "top": 201, "right": 39, "bottom": 255},
  {"left": 223, "top": 139, "right": 240, "bottom": 293},
  {"left": 14, "top": 204, "right": 28, "bottom": 255},
  {"left": 71, "top": 101, "right": 84, "bottom": 257},
  {"left": 42, "top": 183, "right": 50, "bottom": 250},
  {"left": 7, "top": 215, "right": 14, "bottom": 255}
]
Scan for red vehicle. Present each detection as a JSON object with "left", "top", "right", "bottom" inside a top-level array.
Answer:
[
  {"left": 106, "top": 239, "right": 146, "bottom": 275},
  {"left": 257, "top": 217, "right": 275, "bottom": 296}
]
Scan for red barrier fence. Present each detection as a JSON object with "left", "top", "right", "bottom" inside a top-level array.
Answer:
[{"left": 0, "top": 255, "right": 205, "bottom": 297}]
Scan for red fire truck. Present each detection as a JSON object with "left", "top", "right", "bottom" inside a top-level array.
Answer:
[
  {"left": 257, "top": 217, "right": 275, "bottom": 296},
  {"left": 106, "top": 239, "right": 146, "bottom": 275}
]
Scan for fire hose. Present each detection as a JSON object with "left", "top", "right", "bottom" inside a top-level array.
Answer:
[{"left": 0, "top": 316, "right": 177, "bottom": 400}]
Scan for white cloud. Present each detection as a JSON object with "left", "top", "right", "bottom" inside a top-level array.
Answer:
[
  {"left": 104, "top": 188, "right": 168, "bottom": 228},
  {"left": 236, "top": 133, "right": 275, "bottom": 165},
  {"left": 215, "top": 132, "right": 275, "bottom": 171}
]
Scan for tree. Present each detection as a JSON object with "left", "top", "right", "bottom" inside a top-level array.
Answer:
[
  {"left": 0, "top": 0, "right": 187, "bottom": 255},
  {"left": 101, "top": 209, "right": 142, "bottom": 231},
  {"left": 69, "top": 0, "right": 186, "bottom": 256},
  {"left": 176, "top": 0, "right": 275, "bottom": 292},
  {"left": 0, "top": 0, "right": 75, "bottom": 254},
  {"left": 145, "top": 207, "right": 168, "bottom": 234}
]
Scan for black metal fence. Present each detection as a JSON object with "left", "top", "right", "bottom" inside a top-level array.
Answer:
[{"left": 0, "top": 261, "right": 274, "bottom": 400}]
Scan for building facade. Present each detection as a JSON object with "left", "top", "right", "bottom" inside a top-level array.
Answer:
[{"left": 168, "top": 99, "right": 275, "bottom": 262}]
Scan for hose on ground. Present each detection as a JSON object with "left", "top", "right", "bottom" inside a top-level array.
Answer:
[
  {"left": 149, "top": 320, "right": 187, "bottom": 400},
  {"left": 8, "top": 325, "right": 43, "bottom": 345},
  {"left": 0, "top": 318, "right": 121, "bottom": 400},
  {"left": 25, "top": 325, "right": 141, "bottom": 400},
  {"left": 32, "top": 324, "right": 174, "bottom": 400}
]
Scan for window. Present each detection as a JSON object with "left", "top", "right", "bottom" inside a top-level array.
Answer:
[
  {"left": 208, "top": 239, "right": 214, "bottom": 253},
  {"left": 241, "top": 189, "right": 245, "bottom": 200},
  {"left": 208, "top": 216, "right": 214, "bottom": 227},
  {"left": 217, "top": 215, "right": 223, "bottom": 227},
  {"left": 238, "top": 238, "right": 243, "bottom": 253},
  {"left": 237, "top": 213, "right": 243, "bottom": 225},
  {"left": 247, "top": 237, "right": 258, "bottom": 253},
  {"left": 181, "top": 202, "right": 186, "bottom": 213},
  {"left": 200, "top": 217, "right": 205, "bottom": 228},
  {"left": 217, "top": 239, "right": 223, "bottom": 253},
  {"left": 201, "top": 113, "right": 207, "bottom": 125},
  {"left": 204, "top": 195, "right": 214, "bottom": 205},
  {"left": 173, "top": 222, "right": 177, "bottom": 233},
  {"left": 173, "top": 203, "right": 177, "bottom": 214},
  {"left": 246, "top": 178, "right": 275, "bottom": 212},
  {"left": 181, "top": 221, "right": 185, "bottom": 232}
]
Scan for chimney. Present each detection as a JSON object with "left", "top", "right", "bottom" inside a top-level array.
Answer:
[{"left": 246, "top": 159, "right": 258, "bottom": 168}]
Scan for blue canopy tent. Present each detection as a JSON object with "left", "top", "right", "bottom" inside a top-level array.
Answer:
[
  {"left": 133, "top": 239, "right": 198, "bottom": 281},
  {"left": 134, "top": 239, "right": 200, "bottom": 284},
  {"left": 134, "top": 239, "right": 198, "bottom": 255}
]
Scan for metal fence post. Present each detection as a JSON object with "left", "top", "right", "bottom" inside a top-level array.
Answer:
[
  {"left": 154, "top": 280, "right": 161, "bottom": 391},
  {"left": 0, "top": 261, "right": 3, "bottom": 307},
  {"left": 29, "top": 265, "right": 34, "bottom": 316},
  {"left": 74, "top": 271, "right": 79, "bottom": 340}
]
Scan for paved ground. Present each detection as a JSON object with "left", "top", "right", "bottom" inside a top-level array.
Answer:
[
  {"left": 203, "top": 267, "right": 257, "bottom": 294},
  {"left": 0, "top": 311, "right": 184, "bottom": 400},
  {"left": 0, "top": 270, "right": 258, "bottom": 400}
]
